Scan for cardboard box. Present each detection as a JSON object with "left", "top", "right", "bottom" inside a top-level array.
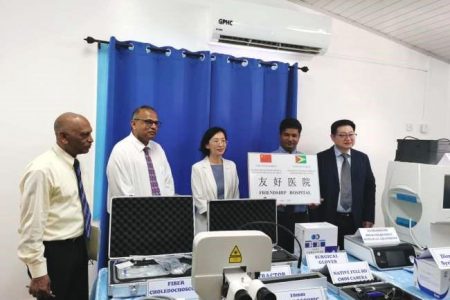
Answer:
[
  {"left": 294, "top": 222, "right": 338, "bottom": 259},
  {"left": 414, "top": 248, "right": 450, "bottom": 299}
]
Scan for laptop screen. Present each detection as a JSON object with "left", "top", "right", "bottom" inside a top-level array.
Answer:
[
  {"left": 208, "top": 199, "right": 277, "bottom": 244},
  {"left": 109, "top": 196, "right": 194, "bottom": 258}
]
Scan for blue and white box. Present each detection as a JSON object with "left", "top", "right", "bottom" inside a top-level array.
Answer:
[
  {"left": 414, "top": 247, "right": 450, "bottom": 299},
  {"left": 294, "top": 222, "right": 338, "bottom": 259}
]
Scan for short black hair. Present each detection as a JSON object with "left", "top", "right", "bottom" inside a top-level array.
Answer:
[
  {"left": 331, "top": 119, "right": 356, "bottom": 135},
  {"left": 279, "top": 118, "right": 302, "bottom": 134},
  {"left": 199, "top": 127, "right": 228, "bottom": 156},
  {"left": 131, "top": 105, "right": 156, "bottom": 120}
]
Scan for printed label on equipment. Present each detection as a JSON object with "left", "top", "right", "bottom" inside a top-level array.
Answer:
[
  {"left": 306, "top": 252, "right": 348, "bottom": 271},
  {"left": 147, "top": 277, "right": 197, "bottom": 298},
  {"left": 328, "top": 261, "right": 373, "bottom": 284}
]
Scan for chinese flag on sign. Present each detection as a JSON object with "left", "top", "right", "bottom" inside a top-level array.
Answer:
[{"left": 260, "top": 154, "right": 272, "bottom": 163}]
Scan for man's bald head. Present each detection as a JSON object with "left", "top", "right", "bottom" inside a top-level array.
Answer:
[
  {"left": 54, "top": 112, "right": 93, "bottom": 157},
  {"left": 54, "top": 112, "right": 86, "bottom": 134}
]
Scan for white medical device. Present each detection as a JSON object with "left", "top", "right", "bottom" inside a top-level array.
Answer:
[
  {"left": 344, "top": 235, "right": 415, "bottom": 270},
  {"left": 191, "top": 231, "right": 275, "bottom": 300},
  {"left": 382, "top": 161, "right": 450, "bottom": 248}
]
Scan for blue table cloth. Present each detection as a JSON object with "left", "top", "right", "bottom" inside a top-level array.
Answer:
[{"left": 94, "top": 266, "right": 447, "bottom": 299}]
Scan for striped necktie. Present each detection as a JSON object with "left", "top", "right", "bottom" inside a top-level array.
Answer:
[
  {"left": 74, "top": 158, "right": 92, "bottom": 239},
  {"left": 143, "top": 147, "right": 161, "bottom": 195}
]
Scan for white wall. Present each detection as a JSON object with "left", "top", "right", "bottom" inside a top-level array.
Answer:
[
  {"left": 1, "top": 0, "right": 449, "bottom": 298},
  {"left": 299, "top": 19, "right": 450, "bottom": 229}
]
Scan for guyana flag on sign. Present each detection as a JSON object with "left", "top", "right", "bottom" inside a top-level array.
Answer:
[{"left": 295, "top": 154, "right": 307, "bottom": 164}]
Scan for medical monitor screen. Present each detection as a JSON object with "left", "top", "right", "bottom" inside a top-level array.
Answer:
[
  {"left": 444, "top": 175, "right": 450, "bottom": 209},
  {"left": 385, "top": 250, "right": 407, "bottom": 267},
  {"left": 208, "top": 199, "right": 277, "bottom": 244},
  {"left": 109, "top": 196, "right": 194, "bottom": 258}
]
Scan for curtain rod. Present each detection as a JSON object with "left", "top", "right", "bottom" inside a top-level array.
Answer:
[{"left": 84, "top": 36, "right": 309, "bottom": 72}]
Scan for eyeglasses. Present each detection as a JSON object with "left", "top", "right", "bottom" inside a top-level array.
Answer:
[
  {"left": 210, "top": 139, "right": 227, "bottom": 145},
  {"left": 336, "top": 133, "right": 357, "bottom": 139},
  {"left": 134, "top": 118, "right": 162, "bottom": 127}
]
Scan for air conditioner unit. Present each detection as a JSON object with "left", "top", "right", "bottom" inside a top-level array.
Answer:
[{"left": 211, "top": 2, "right": 331, "bottom": 55}]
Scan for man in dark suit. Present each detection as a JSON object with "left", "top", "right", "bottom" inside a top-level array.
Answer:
[{"left": 311, "top": 119, "right": 376, "bottom": 249}]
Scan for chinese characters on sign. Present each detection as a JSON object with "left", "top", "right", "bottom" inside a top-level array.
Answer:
[{"left": 248, "top": 153, "right": 320, "bottom": 205}]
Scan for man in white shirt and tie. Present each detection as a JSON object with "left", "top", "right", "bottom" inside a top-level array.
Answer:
[{"left": 106, "top": 105, "right": 175, "bottom": 211}]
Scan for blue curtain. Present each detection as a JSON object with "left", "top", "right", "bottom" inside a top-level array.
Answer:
[
  {"left": 95, "top": 37, "right": 297, "bottom": 268},
  {"left": 96, "top": 37, "right": 211, "bottom": 267},
  {"left": 93, "top": 43, "right": 109, "bottom": 220},
  {"left": 210, "top": 54, "right": 297, "bottom": 197}
]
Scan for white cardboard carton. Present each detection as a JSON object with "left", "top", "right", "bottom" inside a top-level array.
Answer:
[
  {"left": 294, "top": 222, "right": 338, "bottom": 259},
  {"left": 414, "top": 247, "right": 450, "bottom": 299}
]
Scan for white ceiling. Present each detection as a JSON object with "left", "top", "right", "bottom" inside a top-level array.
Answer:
[{"left": 290, "top": 0, "right": 450, "bottom": 63}]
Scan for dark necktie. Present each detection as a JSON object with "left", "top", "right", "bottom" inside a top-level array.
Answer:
[
  {"left": 143, "top": 147, "right": 161, "bottom": 195},
  {"left": 340, "top": 153, "right": 352, "bottom": 210},
  {"left": 73, "top": 159, "right": 92, "bottom": 239}
]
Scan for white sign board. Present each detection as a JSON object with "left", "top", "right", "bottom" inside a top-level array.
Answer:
[
  {"left": 429, "top": 247, "right": 450, "bottom": 269},
  {"left": 260, "top": 264, "right": 292, "bottom": 279},
  {"left": 248, "top": 153, "right": 320, "bottom": 205},
  {"left": 358, "top": 227, "right": 400, "bottom": 245},
  {"left": 306, "top": 252, "right": 348, "bottom": 271},
  {"left": 147, "top": 277, "right": 197, "bottom": 298},
  {"left": 328, "top": 261, "right": 373, "bottom": 285},
  {"left": 275, "top": 287, "right": 327, "bottom": 300}
]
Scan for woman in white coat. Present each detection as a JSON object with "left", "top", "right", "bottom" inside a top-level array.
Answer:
[{"left": 191, "top": 127, "right": 239, "bottom": 233}]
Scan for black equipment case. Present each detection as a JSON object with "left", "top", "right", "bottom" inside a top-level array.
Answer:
[
  {"left": 395, "top": 138, "right": 450, "bottom": 164},
  {"left": 108, "top": 196, "right": 194, "bottom": 298}
]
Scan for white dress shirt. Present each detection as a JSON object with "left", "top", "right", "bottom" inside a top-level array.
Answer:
[
  {"left": 18, "top": 145, "right": 86, "bottom": 278},
  {"left": 106, "top": 133, "right": 175, "bottom": 211}
]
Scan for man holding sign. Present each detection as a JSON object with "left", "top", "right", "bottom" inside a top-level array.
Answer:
[{"left": 273, "top": 118, "right": 309, "bottom": 253}]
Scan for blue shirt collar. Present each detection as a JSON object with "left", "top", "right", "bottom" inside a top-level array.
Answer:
[{"left": 276, "top": 146, "right": 301, "bottom": 154}]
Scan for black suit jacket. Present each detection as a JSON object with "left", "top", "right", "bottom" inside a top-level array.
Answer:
[{"left": 312, "top": 146, "right": 376, "bottom": 227}]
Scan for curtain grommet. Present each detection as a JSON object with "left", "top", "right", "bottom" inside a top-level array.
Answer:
[{"left": 127, "top": 43, "right": 135, "bottom": 51}]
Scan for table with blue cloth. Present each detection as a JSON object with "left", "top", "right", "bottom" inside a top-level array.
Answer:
[{"left": 93, "top": 263, "right": 446, "bottom": 299}]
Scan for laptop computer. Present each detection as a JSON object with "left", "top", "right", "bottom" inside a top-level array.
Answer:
[{"left": 207, "top": 198, "right": 298, "bottom": 263}]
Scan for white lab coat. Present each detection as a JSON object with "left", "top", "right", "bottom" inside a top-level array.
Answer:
[{"left": 191, "top": 157, "right": 239, "bottom": 233}]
